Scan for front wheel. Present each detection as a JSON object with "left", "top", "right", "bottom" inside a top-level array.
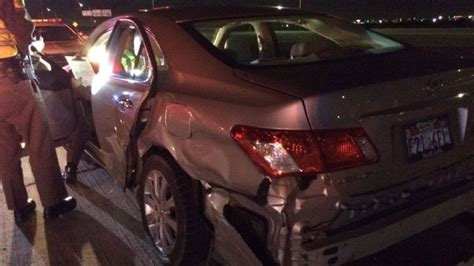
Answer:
[{"left": 138, "top": 154, "right": 211, "bottom": 265}]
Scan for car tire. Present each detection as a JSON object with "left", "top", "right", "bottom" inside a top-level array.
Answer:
[{"left": 137, "top": 153, "right": 211, "bottom": 265}]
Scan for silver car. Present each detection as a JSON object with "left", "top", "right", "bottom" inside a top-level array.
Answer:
[{"left": 55, "top": 6, "right": 474, "bottom": 265}]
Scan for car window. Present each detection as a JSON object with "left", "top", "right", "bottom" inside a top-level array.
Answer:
[
  {"left": 267, "top": 22, "right": 318, "bottom": 58},
  {"left": 34, "top": 25, "right": 78, "bottom": 42},
  {"left": 190, "top": 16, "right": 404, "bottom": 66},
  {"left": 111, "top": 22, "right": 152, "bottom": 81},
  {"left": 87, "top": 30, "right": 112, "bottom": 71}
]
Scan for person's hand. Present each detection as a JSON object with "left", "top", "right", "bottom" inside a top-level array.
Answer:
[
  {"left": 31, "top": 36, "right": 44, "bottom": 53},
  {"left": 71, "top": 77, "right": 83, "bottom": 89}
]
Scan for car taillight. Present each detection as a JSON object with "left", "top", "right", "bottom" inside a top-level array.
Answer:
[{"left": 231, "top": 126, "right": 379, "bottom": 178}]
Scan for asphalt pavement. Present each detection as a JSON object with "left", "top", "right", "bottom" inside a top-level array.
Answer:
[
  {"left": 0, "top": 148, "right": 162, "bottom": 265},
  {"left": 0, "top": 151, "right": 472, "bottom": 265}
]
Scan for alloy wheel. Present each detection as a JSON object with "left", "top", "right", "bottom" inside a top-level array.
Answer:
[{"left": 143, "top": 169, "right": 177, "bottom": 254}]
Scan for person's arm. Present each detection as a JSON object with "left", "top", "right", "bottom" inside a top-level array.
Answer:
[{"left": 1, "top": 0, "right": 33, "bottom": 54}]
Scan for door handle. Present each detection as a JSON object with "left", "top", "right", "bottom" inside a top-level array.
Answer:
[{"left": 118, "top": 97, "right": 134, "bottom": 109}]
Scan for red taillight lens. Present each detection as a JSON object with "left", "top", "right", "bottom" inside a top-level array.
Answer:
[
  {"left": 231, "top": 126, "right": 379, "bottom": 178},
  {"left": 231, "top": 126, "right": 324, "bottom": 177},
  {"left": 317, "top": 128, "right": 379, "bottom": 171}
]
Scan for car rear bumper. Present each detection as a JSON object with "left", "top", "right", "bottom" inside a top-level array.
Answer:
[
  {"left": 291, "top": 181, "right": 474, "bottom": 265},
  {"left": 206, "top": 175, "right": 473, "bottom": 265}
]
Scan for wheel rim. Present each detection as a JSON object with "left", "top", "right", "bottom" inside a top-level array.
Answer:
[{"left": 143, "top": 169, "right": 177, "bottom": 254}]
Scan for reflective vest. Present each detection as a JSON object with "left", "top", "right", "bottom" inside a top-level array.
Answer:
[{"left": 0, "top": 19, "right": 18, "bottom": 59}]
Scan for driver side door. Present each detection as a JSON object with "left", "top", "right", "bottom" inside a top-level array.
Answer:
[{"left": 91, "top": 19, "right": 154, "bottom": 185}]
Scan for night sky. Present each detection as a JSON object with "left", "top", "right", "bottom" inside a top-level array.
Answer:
[
  {"left": 312, "top": 0, "right": 474, "bottom": 19},
  {"left": 25, "top": 0, "right": 474, "bottom": 23}
]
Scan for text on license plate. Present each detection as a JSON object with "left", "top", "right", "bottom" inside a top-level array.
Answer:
[{"left": 404, "top": 116, "right": 453, "bottom": 161}]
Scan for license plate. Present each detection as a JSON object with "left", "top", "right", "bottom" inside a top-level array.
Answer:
[{"left": 404, "top": 116, "right": 453, "bottom": 161}]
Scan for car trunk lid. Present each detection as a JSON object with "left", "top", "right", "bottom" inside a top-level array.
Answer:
[{"left": 234, "top": 48, "right": 474, "bottom": 195}]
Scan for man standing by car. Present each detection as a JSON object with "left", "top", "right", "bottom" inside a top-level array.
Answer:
[{"left": 0, "top": 0, "right": 76, "bottom": 223}]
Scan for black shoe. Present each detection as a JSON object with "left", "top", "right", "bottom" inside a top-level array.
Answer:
[
  {"left": 43, "top": 197, "right": 77, "bottom": 220},
  {"left": 14, "top": 199, "right": 36, "bottom": 224},
  {"left": 62, "top": 164, "right": 77, "bottom": 184}
]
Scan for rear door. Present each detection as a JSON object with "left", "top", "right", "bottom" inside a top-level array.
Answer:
[{"left": 91, "top": 19, "right": 154, "bottom": 185}]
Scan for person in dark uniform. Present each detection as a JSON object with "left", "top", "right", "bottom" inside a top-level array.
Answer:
[{"left": 0, "top": 0, "right": 76, "bottom": 223}]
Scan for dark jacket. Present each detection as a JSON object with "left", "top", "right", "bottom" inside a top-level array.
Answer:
[{"left": 0, "top": 0, "right": 33, "bottom": 55}]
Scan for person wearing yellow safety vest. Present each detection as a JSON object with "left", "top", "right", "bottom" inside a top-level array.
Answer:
[{"left": 0, "top": 0, "right": 76, "bottom": 223}]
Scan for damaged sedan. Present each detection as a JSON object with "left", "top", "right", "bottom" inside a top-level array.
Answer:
[{"left": 47, "top": 6, "right": 474, "bottom": 265}]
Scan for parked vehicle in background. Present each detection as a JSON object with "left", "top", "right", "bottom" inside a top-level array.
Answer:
[
  {"left": 50, "top": 6, "right": 474, "bottom": 265},
  {"left": 32, "top": 19, "right": 85, "bottom": 66}
]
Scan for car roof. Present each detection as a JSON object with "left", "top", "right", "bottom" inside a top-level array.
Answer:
[
  {"left": 34, "top": 23, "right": 69, "bottom": 27},
  {"left": 140, "top": 5, "right": 320, "bottom": 23},
  {"left": 32, "top": 18, "right": 68, "bottom": 27}
]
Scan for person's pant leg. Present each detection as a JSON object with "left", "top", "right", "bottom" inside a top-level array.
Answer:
[
  {"left": 0, "top": 122, "right": 28, "bottom": 210},
  {"left": 7, "top": 81, "right": 68, "bottom": 208},
  {"left": 66, "top": 112, "right": 89, "bottom": 166}
]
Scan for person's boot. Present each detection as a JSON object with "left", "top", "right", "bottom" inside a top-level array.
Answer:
[
  {"left": 62, "top": 163, "right": 77, "bottom": 184},
  {"left": 43, "top": 196, "right": 77, "bottom": 220},
  {"left": 14, "top": 199, "right": 36, "bottom": 224}
]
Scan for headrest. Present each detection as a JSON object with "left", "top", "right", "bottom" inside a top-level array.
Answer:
[
  {"left": 290, "top": 35, "right": 338, "bottom": 59},
  {"left": 224, "top": 36, "right": 257, "bottom": 63}
]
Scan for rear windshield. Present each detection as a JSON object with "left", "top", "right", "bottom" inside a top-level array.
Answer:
[
  {"left": 34, "top": 26, "right": 78, "bottom": 42},
  {"left": 190, "top": 16, "right": 404, "bottom": 65}
]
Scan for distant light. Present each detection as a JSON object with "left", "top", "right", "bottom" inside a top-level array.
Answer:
[
  {"left": 72, "top": 21, "right": 79, "bottom": 28},
  {"left": 432, "top": 18, "right": 437, "bottom": 23},
  {"left": 438, "top": 15, "right": 443, "bottom": 20},
  {"left": 457, "top": 93, "right": 466, "bottom": 98},
  {"left": 46, "top": 7, "right": 51, "bottom": 12},
  {"left": 355, "top": 19, "right": 361, "bottom": 24},
  {"left": 276, "top": 5, "right": 284, "bottom": 10},
  {"left": 78, "top": 2, "right": 83, "bottom": 7},
  {"left": 469, "top": 15, "right": 473, "bottom": 19}
]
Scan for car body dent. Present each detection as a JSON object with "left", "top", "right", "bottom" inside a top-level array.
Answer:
[
  {"left": 137, "top": 73, "right": 309, "bottom": 196},
  {"left": 133, "top": 14, "right": 310, "bottom": 196},
  {"left": 204, "top": 187, "right": 263, "bottom": 266}
]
